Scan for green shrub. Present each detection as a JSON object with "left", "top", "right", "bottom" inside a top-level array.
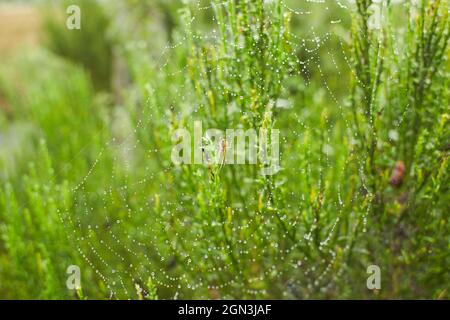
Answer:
[
  {"left": 43, "top": 0, "right": 114, "bottom": 91},
  {"left": 0, "top": 0, "right": 448, "bottom": 299}
]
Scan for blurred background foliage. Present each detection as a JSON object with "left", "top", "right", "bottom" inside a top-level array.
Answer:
[{"left": 0, "top": 0, "right": 448, "bottom": 299}]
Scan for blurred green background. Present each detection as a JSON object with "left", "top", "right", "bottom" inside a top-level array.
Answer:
[{"left": 0, "top": 0, "right": 448, "bottom": 299}]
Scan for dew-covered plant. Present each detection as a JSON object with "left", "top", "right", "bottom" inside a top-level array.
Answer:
[{"left": 0, "top": 0, "right": 448, "bottom": 300}]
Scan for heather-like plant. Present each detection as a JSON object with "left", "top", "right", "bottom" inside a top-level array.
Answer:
[
  {"left": 0, "top": 0, "right": 448, "bottom": 300},
  {"left": 347, "top": 0, "right": 449, "bottom": 297}
]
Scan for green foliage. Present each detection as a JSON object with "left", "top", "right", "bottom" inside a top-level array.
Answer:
[
  {"left": 0, "top": 0, "right": 448, "bottom": 299},
  {"left": 43, "top": 0, "right": 114, "bottom": 91},
  {"left": 0, "top": 141, "right": 75, "bottom": 299},
  {"left": 348, "top": 0, "right": 450, "bottom": 297}
]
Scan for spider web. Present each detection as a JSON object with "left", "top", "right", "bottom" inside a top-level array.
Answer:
[{"left": 58, "top": 0, "right": 384, "bottom": 299}]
